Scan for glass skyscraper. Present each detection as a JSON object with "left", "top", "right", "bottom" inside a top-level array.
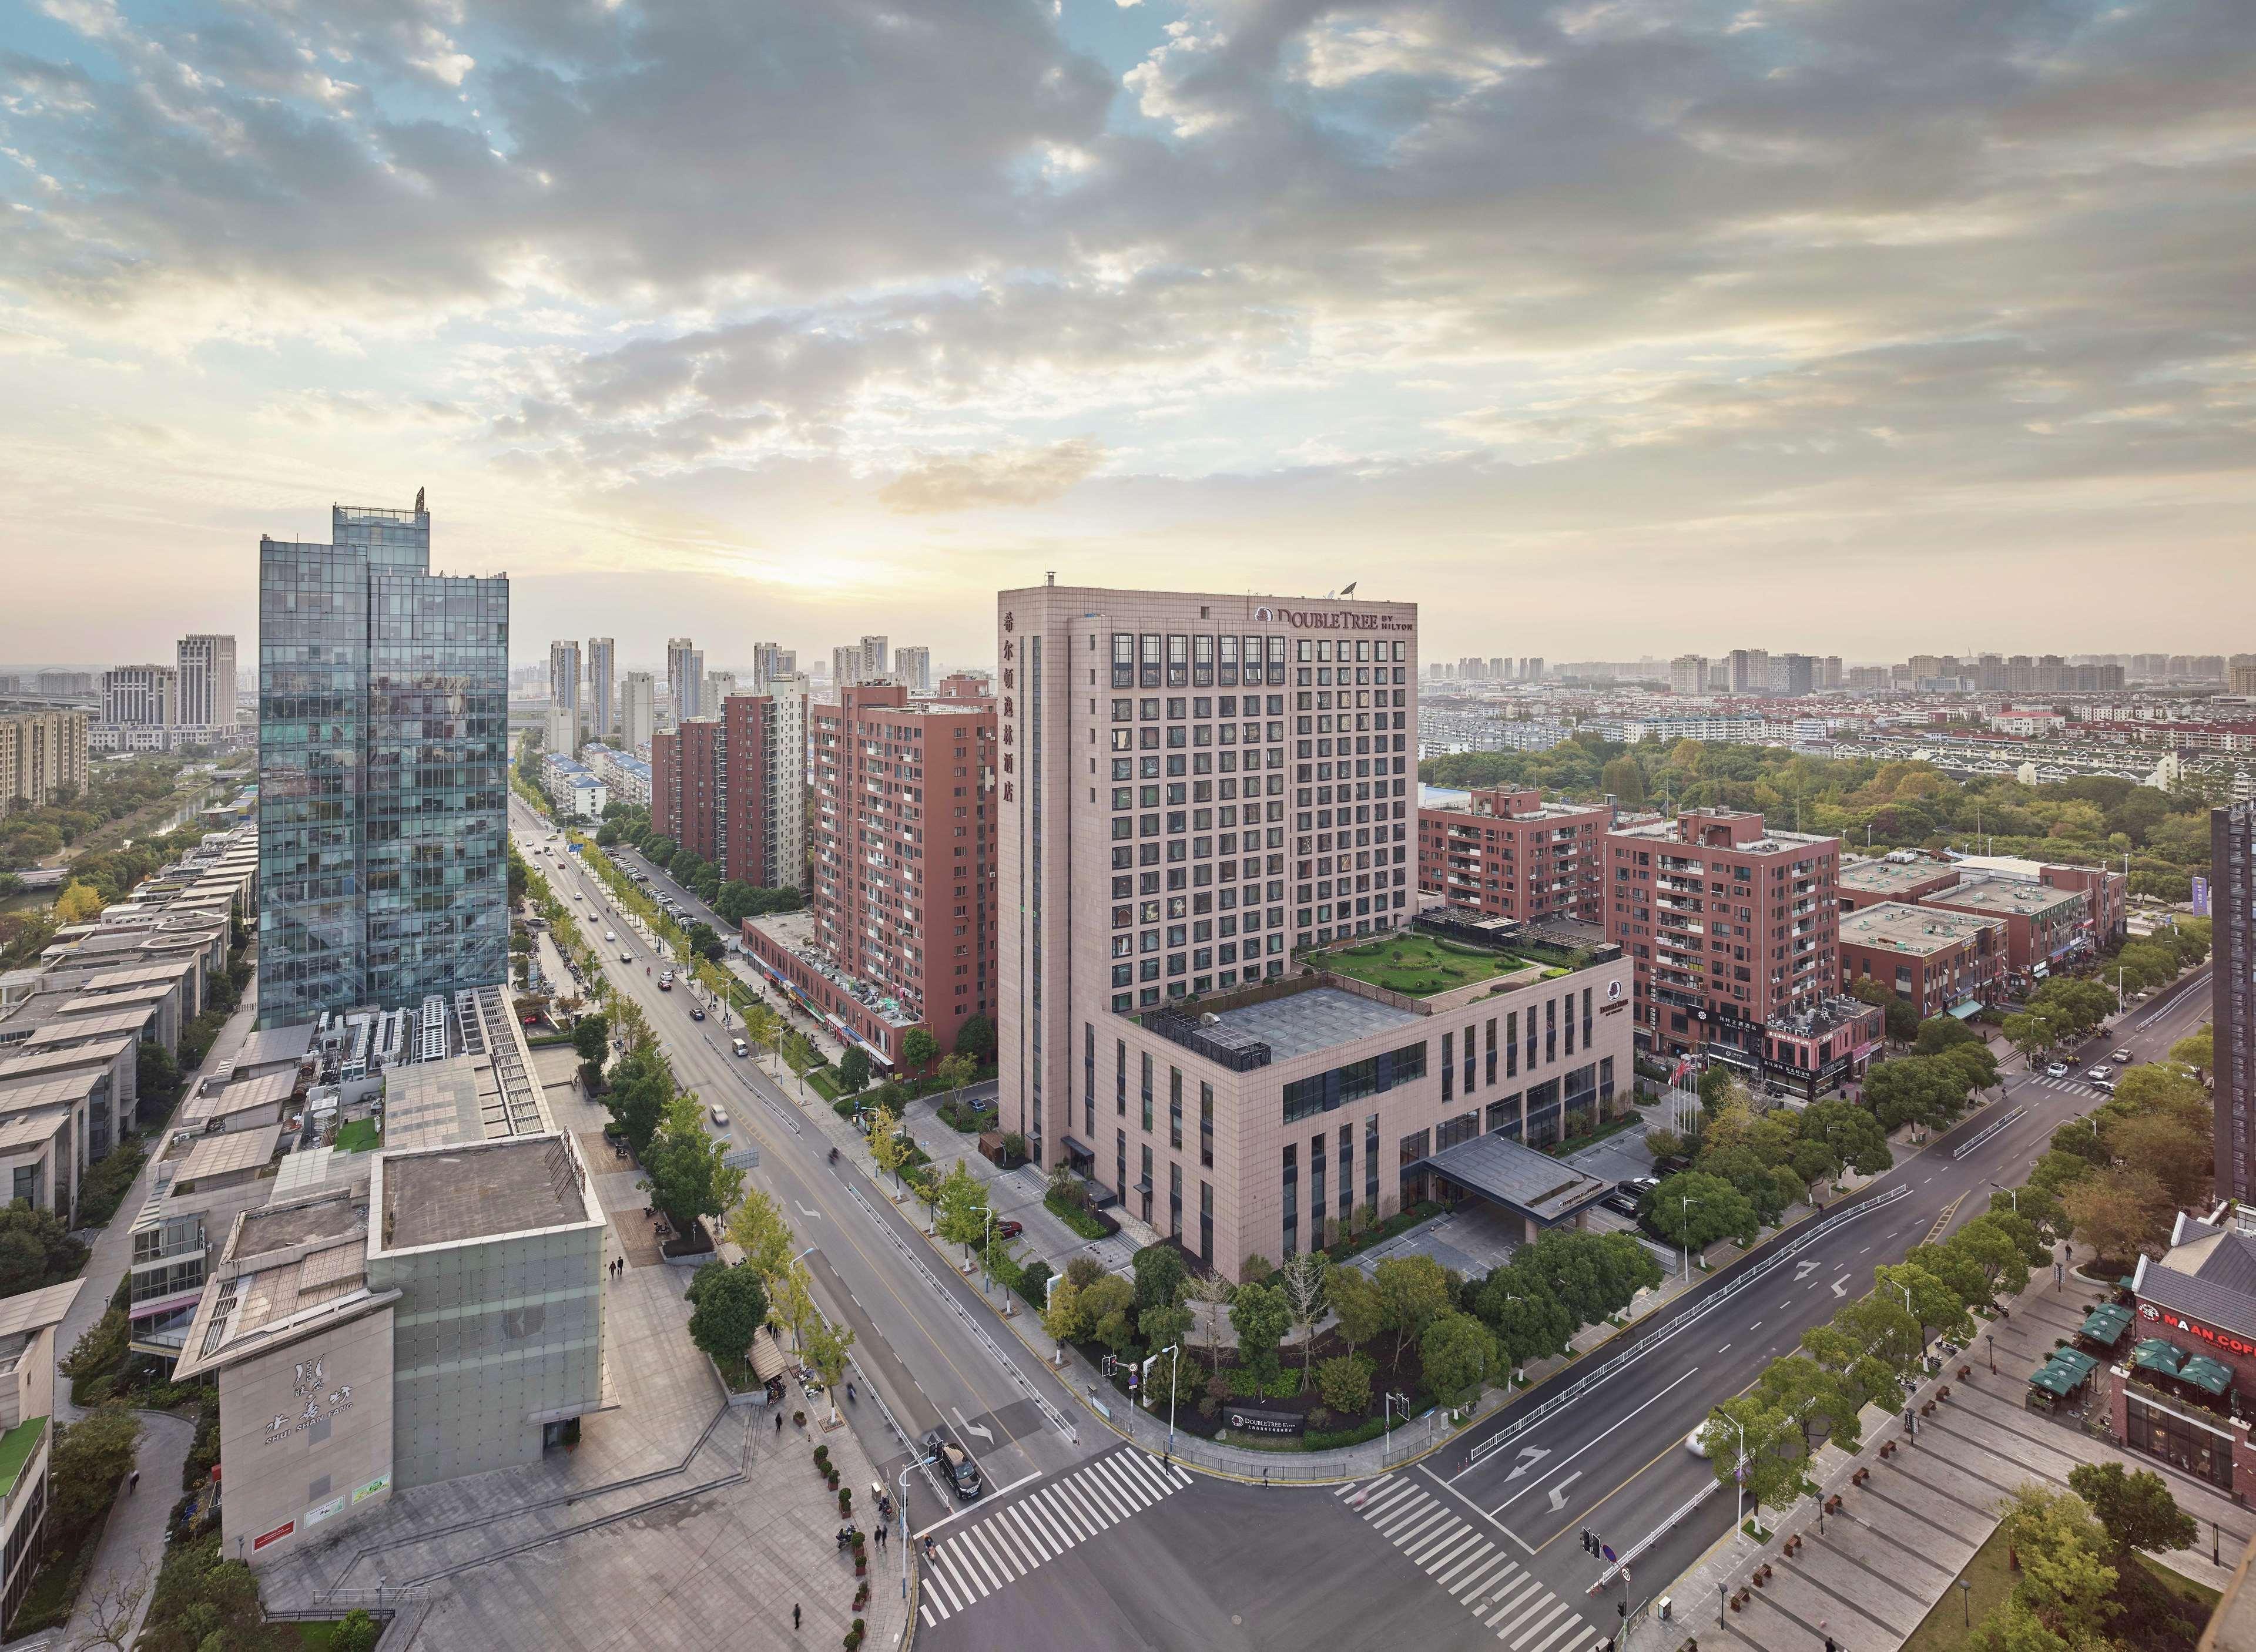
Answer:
[{"left": 257, "top": 498, "right": 510, "bottom": 1027}]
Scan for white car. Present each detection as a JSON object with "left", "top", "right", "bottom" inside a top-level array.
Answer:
[
  {"left": 2045, "top": 1061, "right": 2070, "bottom": 1078},
  {"left": 2110, "top": 1048, "right": 2133, "bottom": 1065},
  {"left": 732, "top": 1037, "right": 750, "bottom": 1057},
  {"left": 571, "top": 891, "right": 582, "bottom": 901},
  {"left": 1684, "top": 1425, "right": 1711, "bottom": 1458},
  {"left": 710, "top": 1105, "right": 730, "bottom": 1130},
  {"left": 604, "top": 930, "right": 618, "bottom": 942},
  {"left": 2086, "top": 1065, "right": 2113, "bottom": 1083}
]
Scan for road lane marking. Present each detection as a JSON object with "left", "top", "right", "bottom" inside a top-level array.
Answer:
[{"left": 1488, "top": 1366, "right": 1704, "bottom": 1514}]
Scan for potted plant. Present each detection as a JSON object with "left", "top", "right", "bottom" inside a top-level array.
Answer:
[
  {"left": 853, "top": 1583, "right": 869, "bottom": 1612},
  {"left": 837, "top": 1487, "right": 852, "bottom": 1516}
]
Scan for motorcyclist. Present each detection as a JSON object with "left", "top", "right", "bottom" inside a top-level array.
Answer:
[{"left": 829, "top": 1146, "right": 839, "bottom": 1164}]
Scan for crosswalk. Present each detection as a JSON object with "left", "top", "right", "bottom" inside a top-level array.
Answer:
[
  {"left": 916, "top": 1447, "right": 1191, "bottom": 1626},
  {"left": 2027, "top": 1075, "right": 2100, "bottom": 1097},
  {"left": 1338, "top": 1476, "right": 1597, "bottom": 1652}
]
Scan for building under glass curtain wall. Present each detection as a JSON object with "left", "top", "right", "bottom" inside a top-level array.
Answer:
[{"left": 257, "top": 496, "right": 510, "bottom": 1027}]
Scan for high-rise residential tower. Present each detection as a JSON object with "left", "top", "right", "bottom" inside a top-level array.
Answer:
[
  {"left": 831, "top": 644, "right": 863, "bottom": 691},
  {"left": 2215, "top": 803, "right": 2256, "bottom": 1202},
  {"left": 649, "top": 679, "right": 809, "bottom": 892},
  {"left": 620, "top": 671, "right": 658, "bottom": 751},
  {"left": 1670, "top": 654, "right": 1708, "bottom": 696},
  {"left": 548, "top": 640, "right": 581, "bottom": 734},
  {"left": 0, "top": 709, "right": 87, "bottom": 813},
  {"left": 703, "top": 671, "right": 738, "bottom": 710},
  {"left": 257, "top": 495, "right": 509, "bottom": 1027},
  {"left": 894, "top": 646, "right": 932, "bottom": 694},
  {"left": 860, "top": 636, "right": 889, "bottom": 679},
  {"left": 666, "top": 638, "right": 703, "bottom": 723},
  {"left": 585, "top": 637, "right": 615, "bottom": 740},
  {"left": 176, "top": 634, "right": 237, "bottom": 731},
  {"left": 752, "top": 642, "right": 797, "bottom": 691}
]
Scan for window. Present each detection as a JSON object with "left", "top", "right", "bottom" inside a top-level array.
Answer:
[
  {"left": 1507, "top": 1010, "right": 1519, "bottom": 1077},
  {"left": 1398, "top": 1128, "right": 1430, "bottom": 1206},
  {"left": 1169, "top": 1161, "right": 1184, "bottom": 1239},
  {"left": 1442, "top": 1031, "right": 1454, "bottom": 1102},
  {"left": 1485, "top": 1017, "right": 1498, "bottom": 1086},
  {"left": 1436, "top": 1110, "right": 1480, "bottom": 1152},
  {"left": 1200, "top": 1082, "right": 1214, "bottom": 1167},
  {"left": 1338, "top": 1122, "right": 1354, "bottom": 1223},
  {"left": 1117, "top": 1039, "right": 1127, "bottom": 1116},
  {"left": 1141, "top": 1052, "right": 1154, "bottom": 1131},
  {"left": 1199, "top": 1180, "right": 1214, "bottom": 1263},
  {"left": 1364, "top": 1114, "right": 1380, "bottom": 1210},
  {"left": 1463, "top": 1027, "right": 1477, "bottom": 1094},
  {"left": 1281, "top": 1040, "right": 1427, "bottom": 1122},
  {"left": 1084, "top": 1023, "right": 1095, "bottom": 1139},
  {"left": 1309, "top": 1132, "right": 1328, "bottom": 1247},
  {"left": 1169, "top": 1067, "right": 1184, "bottom": 1149}
]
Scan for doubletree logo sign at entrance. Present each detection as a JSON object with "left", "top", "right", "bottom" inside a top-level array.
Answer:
[
  {"left": 1225, "top": 1406, "right": 1306, "bottom": 1437},
  {"left": 2140, "top": 1302, "right": 2256, "bottom": 1359}
]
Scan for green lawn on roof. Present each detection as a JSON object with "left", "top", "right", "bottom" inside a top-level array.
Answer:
[
  {"left": 0, "top": 1415, "right": 47, "bottom": 1499},
  {"left": 334, "top": 1119, "right": 380, "bottom": 1153},
  {"left": 1319, "top": 932, "right": 1534, "bottom": 997}
]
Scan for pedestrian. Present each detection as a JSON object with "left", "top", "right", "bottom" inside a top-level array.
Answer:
[
  {"left": 128, "top": 1469, "right": 139, "bottom": 1495},
  {"left": 775, "top": 1412, "right": 784, "bottom": 1436},
  {"left": 793, "top": 1604, "right": 800, "bottom": 1633}
]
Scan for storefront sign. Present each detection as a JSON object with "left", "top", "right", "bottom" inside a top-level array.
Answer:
[
  {"left": 252, "top": 1520, "right": 296, "bottom": 1552},
  {"left": 2140, "top": 1302, "right": 2256, "bottom": 1359},
  {"left": 1224, "top": 1406, "right": 1306, "bottom": 1437},
  {"left": 263, "top": 1359, "right": 355, "bottom": 1446},
  {"left": 351, "top": 1473, "right": 391, "bottom": 1505},
  {"left": 305, "top": 1495, "right": 347, "bottom": 1529}
]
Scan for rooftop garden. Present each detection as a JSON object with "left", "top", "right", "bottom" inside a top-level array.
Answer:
[
  {"left": 0, "top": 1415, "right": 46, "bottom": 1499},
  {"left": 1318, "top": 931, "right": 1562, "bottom": 997},
  {"left": 333, "top": 1119, "right": 380, "bottom": 1154}
]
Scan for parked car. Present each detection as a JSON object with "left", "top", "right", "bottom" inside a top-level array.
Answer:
[
  {"left": 1599, "top": 1192, "right": 1642, "bottom": 1218},
  {"left": 995, "top": 1219, "right": 1024, "bottom": 1240},
  {"left": 921, "top": 1429, "right": 983, "bottom": 1500},
  {"left": 732, "top": 1037, "right": 750, "bottom": 1057}
]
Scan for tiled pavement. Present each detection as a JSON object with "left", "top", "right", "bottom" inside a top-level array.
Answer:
[
  {"left": 916, "top": 1446, "right": 1192, "bottom": 1629},
  {"left": 1339, "top": 1474, "right": 1600, "bottom": 1652},
  {"left": 1666, "top": 1258, "right": 2247, "bottom": 1652}
]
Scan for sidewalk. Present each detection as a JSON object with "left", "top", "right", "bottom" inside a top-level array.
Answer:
[
  {"left": 61, "top": 1411, "right": 194, "bottom": 1648},
  {"left": 1660, "top": 1244, "right": 2243, "bottom": 1652}
]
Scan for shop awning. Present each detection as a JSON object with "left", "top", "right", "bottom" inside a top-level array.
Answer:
[
  {"left": 2079, "top": 1304, "right": 2133, "bottom": 1345},
  {"left": 2131, "top": 1338, "right": 2186, "bottom": 1376},
  {"left": 2181, "top": 1355, "right": 2234, "bottom": 1396},
  {"left": 1949, "top": 1001, "right": 1985, "bottom": 1020},
  {"left": 2050, "top": 1348, "right": 2098, "bottom": 1381}
]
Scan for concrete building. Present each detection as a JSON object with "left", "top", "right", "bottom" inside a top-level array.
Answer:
[
  {"left": 257, "top": 496, "right": 509, "bottom": 1028},
  {"left": 176, "top": 634, "right": 238, "bottom": 733},
  {"left": 1836, "top": 902, "right": 2008, "bottom": 1019},
  {"left": 620, "top": 671, "right": 657, "bottom": 752},
  {"left": 1604, "top": 808, "right": 1844, "bottom": 1079},
  {"left": 548, "top": 640, "right": 581, "bottom": 736},
  {"left": 1728, "top": 649, "right": 1767, "bottom": 694},
  {"left": 0, "top": 710, "right": 88, "bottom": 816},
  {"left": 2214, "top": 803, "right": 2256, "bottom": 1203},
  {"left": 582, "top": 745, "right": 650, "bottom": 810},
  {"left": 1670, "top": 654, "right": 1708, "bottom": 696},
  {"left": 666, "top": 639, "right": 703, "bottom": 723},
  {"left": 830, "top": 644, "right": 863, "bottom": 691},
  {"left": 1836, "top": 855, "right": 1965, "bottom": 912},
  {"left": 702, "top": 672, "right": 739, "bottom": 713},
  {"left": 585, "top": 637, "right": 615, "bottom": 740},
  {"left": 1919, "top": 876, "right": 2090, "bottom": 989},
  {"left": 739, "top": 683, "right": 993, "bottom": 1073},
  {"left": 894, "top": 646, "right": 932, "bottom": 694},
  {"left": 32, "top": 671, "right": 93, "bottom": 699},
  {"left": 167, "top": 992, "right": 606, "bottom": 1569},
  {"left": 997, "top": 584, "right": 1419, "bottom": 1221},
  {"left": 1417, "top": 788, "right": 1610, "bottom": 925},
  {"left": 651, "top": 685, "right": 809, "bottom": 891},
  {"left": 539, "top": 753, "right": 606, "bottom": 820},
  {"left": 0, "top": 1280, "right": 86, "bottom": 1636},
  {"left": 542, "top": 704, "right": 576, "bottom": 761},
  {"left": 751, "top": 643, "right": 796, "bottom": 691},
  {"left": 860, "top": 636, "right": 889, "bottom": 679}
]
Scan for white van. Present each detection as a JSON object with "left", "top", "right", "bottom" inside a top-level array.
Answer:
[{"left": 732, "top": 1037, "right": 749, "bottom": 1058}]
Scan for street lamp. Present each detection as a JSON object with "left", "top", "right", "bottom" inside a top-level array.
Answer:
[
  {"left": 1384, "top": 1391, "right": 1412, "bottom": 1460},
  {"left": 1722, "top": 1412, "right": 1749, "bottom": 1532},
  {"left": 1990, "top": 1181, "right": 2017, "bottom": 1212},
  {"left": 899, "top": 1455, "right": 934, "bottom": 1599},
  {"left": 1156, "top": 1342, "right": 1184, "bottom": 1468},
  {"left": 1678, "top": 1196, "right": 1703, "bottom": 1281}
]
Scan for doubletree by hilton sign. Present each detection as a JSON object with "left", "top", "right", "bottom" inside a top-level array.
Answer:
[
  {"left": 1249, "top": 606, "right": 1414, "bottom": 634},
  {"left": 2141, "top": 1301, "right": 2256, "bottom": 1359}
]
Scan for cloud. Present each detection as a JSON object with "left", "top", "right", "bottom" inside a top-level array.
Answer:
[{"left": 879, "top": 439, "right": 1105, "bottom": 513}]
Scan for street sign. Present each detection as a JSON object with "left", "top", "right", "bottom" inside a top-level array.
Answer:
[{"left": 1601, "top": 1544, "right": 1617, "bottom": 1564}]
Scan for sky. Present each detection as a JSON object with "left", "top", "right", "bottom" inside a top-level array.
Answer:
[{"left": 2, "top": 0, "right": 2251, "bottom": 674}]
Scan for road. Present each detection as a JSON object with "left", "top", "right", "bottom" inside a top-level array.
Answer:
[{"left": 520, "top": 800, "right": 2214, "bottom": 1650}]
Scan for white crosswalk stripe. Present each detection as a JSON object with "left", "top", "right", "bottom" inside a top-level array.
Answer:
[
  {"left": 914, "top": 1449, "right": 1190, "bottom": 1626},
  {"left": 1339, "top": 1476, "right": 1594, "bottom": 1647}
]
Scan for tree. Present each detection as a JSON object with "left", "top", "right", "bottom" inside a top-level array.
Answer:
[
  {"left": 48, "top": 1406, "right": 142, "bottom": 1552},
  {"left": 2168, "top": 1029, "right": 2213, "bottom": 1083},
  {"left": 723, "top": 1187, "right": 797, "bottom": 1287},
  {"left": 1913, "top": 1015, "right": 1985, "bottom": 1057},
  {"left": 1645, "top": 1170, "right": 1757, "bottom": 1251},
  {"left": 1881, "top": 995, "right": 1920, "bottom": 1045},
  {"left": 2061, "top": 1170, "right": 2168, "bottom": 1264},
  {"left": 775, "top": 1259, "right": 817, "bottom": 1352},
  {"left": 836, "top": 1045, "right": 870, "bottom": 1096},
  {"left": 901, "top": 1028, "right": 940, "bottom": 1073},
  {"left": 1184, "top": 1270, "right": 1239, "bottom": 1371},
  {"left": 328, "top": 1610, "right": 382, "bottom": 1652},
  {"left": 1316, "top": 1354, "right": 1373, "bottom": 1415},
  {"left": 683, "top": 920, "right": 725, "bottom": 962},
  {"left": 1875, "top": 1261, "right": 1975, "bottom": 1348},
  {"left": 1132, "top": 1244, "right": 1189, "bottom": 1319},
  {"left": 1697, "top": 1066, "right": 1741, "bottom": 1113},
  {"left": 643, "top": 1093, "right": 743, "bottom": 1238},
  {"left": 1699, "top": 1396, "right": 1805, "bottom": 1527},
  {"left": 1801, "top": 1294, "right": 1922, "bottom": 1401},
  {"left": 1326, "top": 1262, "right": 1383, "bottom": 1358},
  {"left": 1755, "top": 1355, "right": 1866, "bottom": 1456},
  {"left": 935, "top": 1051, "right": 977, "bottom": 1107},
  {"left": 1277, "top": 1251, "right": 1328, "bottom": 1386},
  {"left": 136, "top": 1039, "right": 182, "bottom": 1114},
  {"left": 71, "top": 1546, "right": 155, "bottom": 1652},
  {"left": 866, "top": 1104, "right": 910, "bottom": 1190},
  {"left": 685, "top": 1262, "right": 769, "bottom": 1366},
  {"left": 2113, "top": 1064, "right": 2212, "bottom": 1132},
  {"left": 1080, "top": 1274, "right": 1136, "bottom": 1352},
  {"left": 932, "top": 1160, "right": 987, "bottom": 1257},
  {"left": 2067, "top": 1461, "right": 2197, "bottom": 1560},
  {"left": 1229, "top": 1280, "right": 1292, "bottom": 1388},
  {"left": 1139, "top": 1300, "right": 1193, "bottom": 1368},
  {"left": 2001, "top": 1013, "right": 2058, "bottom": 1067},
  {"left": 2103, "top": 1110, "right": 2209, "bottom": 1209},
  {"left": 1042, "top": 1281, "right": 1082, "bottom": 1359},
  {"left": 0, "top": 1199, "right": 87, "bottom": 1297},
  {"left": 1990, "top": 1486, "right": 2120, "bottom": 1651},
  {"left": 1600, "top": 757, "right": 1646, "bottom": 808},
  {"left": 1905, "top": 1242, "right": 1994, "bottom": 1314},
  {"left": 1947, "top": 1217, "right": 2033, "bottom": 1297},
  {"left": 954, "top": 1012, "right": 997, "bottom": 1065},
  {"left": 1865, "top": 1056, "right": 1969, "bottom": 1133},
  {"left": 802, "top": 1313, "right": 857, "bottom": 1424},
  {"left": 54, "top": 878, "right": 103, "bottom": 924},
  {"left": 602, "top": 1044, "right": 674, "bottom": 1156},
  {"left": 1373, "top": 1254, "right": 1455, "bottom": 1361},
  {"left": 572, "top": 1012, "right": 610, "bottom": 1063},
  {"left": 1421, "top": 1312, "right": 1501, "bottom": 1409}
]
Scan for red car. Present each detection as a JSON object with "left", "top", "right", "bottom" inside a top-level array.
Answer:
[{"left": 995, "top": 1219, "right": 1024, "bottom": 1240}]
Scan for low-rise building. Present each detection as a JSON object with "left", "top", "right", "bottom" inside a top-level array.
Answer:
[
  {"left": 1416, "top": 788, "right": 1610, "bottom": 925},
  {"left": 0, "top": 1280, "right": 86, "bottom": 1636},
  {"left": 2110, "top": 1213, "right": 2256, "bottom": 1496},
  {"left": 538, "top": 752, "right": 606, "bottom": 819},
  {"left": 1920, "top": 875, "right": 2090, "bottom": 988},
  {"left": 1836, "top": 855, "right": 1965, "bottom": 913},
  {"left": 1836, "top": 902, "right": 2008, "bottom": 1019}
]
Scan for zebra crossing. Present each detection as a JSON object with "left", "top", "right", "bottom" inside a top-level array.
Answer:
[
  {"left": 2026, "top": 1075, "right": 2100, "bottom": 1097},
  {"left": 916, "top": 1447, "right": 1192, "bottom": 1626},
  {"left": 1338, "top": 1476, "right": 1598, "bottom": 1652}
]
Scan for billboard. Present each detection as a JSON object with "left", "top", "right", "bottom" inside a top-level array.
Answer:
[{"left": 2192, "top": 876, "right": 2210, "bottom": 917}]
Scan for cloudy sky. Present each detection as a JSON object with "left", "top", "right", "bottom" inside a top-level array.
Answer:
[{"left": 2, "top": 0, "right": 2250, "bottom": 674}]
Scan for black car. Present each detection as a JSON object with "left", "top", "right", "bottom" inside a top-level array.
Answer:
[
  {"left": 1598, "top": 1191, "right": 1642, "bottom": 1218},
  {"left": 690, "top": 1005, "right": 706, "bottom": 1021},
  {"left": 920, "top": 1429, "right": 982, "bottom": 1500}
]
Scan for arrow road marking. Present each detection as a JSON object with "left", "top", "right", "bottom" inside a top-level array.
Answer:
[
  {"left": 1490, "top": 1367, "right": 1702, "bottom": 1516},
  {"left": 1548, "top": 1473, "right": 1584, "bottom": 1513},
  {"left": 1794, "top": 1259, "right": 1820, "bottom": 1282},
  {"left": 1832, "top": 1275, "right": 1851, "bottom": 1298},
  {"left": 795, "top": 1203, "right": 822, "bottom": 1221},
  {"left": 1504, "top": 1446, "right": 1551, "bottom": 1483},
  {"left": 953, "top": 1408, "right": 995, "bottom": 1444}
]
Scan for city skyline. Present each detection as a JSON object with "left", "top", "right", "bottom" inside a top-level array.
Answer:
[{"left": 3, "top": 1, "right": 2252, "bottom": 666}]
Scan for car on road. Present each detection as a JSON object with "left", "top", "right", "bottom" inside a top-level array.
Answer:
[
  {"left": 2046, "top": 1061, "right": 2070, "bottom": 1078},
  {"left": 1685, "top": 1424, "right": 1711, "bottom": 1457},
  {"left": 605, "top": 929, "right": 618, "bottom": 942},
  {"left": 995, "top": 1219, "right": 1024, "bottom": 1240},
  {"left": 2086, "top": 1065, "right": 2113, "bottom": 1082},
  {"left": 571, "top": 890, "right": 582, "bottom": 901},
  {"left": 2110, "top": 1047, "right": 2133, "bottom": 1065},
  {"left": 658, "top": 976, "right": 673, "bottom": 992},
  {"left": 732, "top": 1037, "right": 749, "bottom": 1057},
  {"left": 921, "top": 1429, "right": 983, "bottom": 1500},
  {"left": 689, "top": 1004, "right": 705, "bottom": 1019},
  {"left": 710, "top": 1105, "right": 729, "bottom": 1130},
  {"left": 620, "top": 949, "right": 633, "bottom": 962}
]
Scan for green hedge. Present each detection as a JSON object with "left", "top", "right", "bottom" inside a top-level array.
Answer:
[
  {"left": 75, "top": 1138, "right": 148, "bottom": 1228},
  {"left": 1044, "top": 1188, "right": 1112, "bottom": 1241}
]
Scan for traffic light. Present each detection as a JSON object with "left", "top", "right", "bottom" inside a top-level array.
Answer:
[
  {"left": 1581, "top": 1529, "right": 1595, "bottom": 1555},
  {"left": 1619, "top": 1600, "right": 1629, "bottom": 1620}
]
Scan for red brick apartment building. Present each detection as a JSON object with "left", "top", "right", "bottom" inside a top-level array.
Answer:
[
  {"left": 1417, "top": 788, "right": 1608, "bottom": 924},
  {"left": 649, "top": 690, "right": 806, "bottom": 889},
  {"left": 1604, "top": 808, "right": 1843, "bottom": 1076},
  {"left": 738, "top": 684, "right": 996, "bottom": 1071},
  {"left": 1836, "top": 901, "right": 2008, "bottom": 1018}
]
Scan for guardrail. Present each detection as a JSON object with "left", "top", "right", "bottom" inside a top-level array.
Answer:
[
  {"left": 1468, "top": 1183, "right": 1913, "bottom": 1468},
  {"left": 1952, "top": 1107, "right": 2025, "bottom": 1160},
  {"left": 1591, "top": 1477, "right": 1718, "bottom": 1593}
]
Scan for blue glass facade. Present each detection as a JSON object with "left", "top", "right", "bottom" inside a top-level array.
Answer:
[{"left": 257, "top": 502, "right": 509, "bottom": 1026}]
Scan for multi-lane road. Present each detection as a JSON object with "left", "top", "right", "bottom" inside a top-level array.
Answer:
[{"left": 516, "top": 800, "right": 2211, "bottom": 1651}]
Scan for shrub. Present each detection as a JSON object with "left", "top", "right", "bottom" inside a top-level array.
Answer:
[
  {"left": 1206, "top": 1366, "right": 1236, "bottom": 1404},
  {"left": 331, "top": 1609, "right": 382, "bottom": 1652},
  {"left": 1196, "top": 1395, "right": 1218, "bottom": 1419},
  {"left": 1264, "top": 1369, "right": 1300, "bottom": 1401},
  {"left": 1316, "top": 1354, "right": 1375, "bottom": 1415}
]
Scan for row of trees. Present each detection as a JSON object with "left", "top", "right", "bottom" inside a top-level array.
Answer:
[
  {"left": 1643, "top": 1072, "right": 1899, "bottom": 1247},
  {"left": 592, "top": 805, "right": 804, "bottom": 922},
  {"left": 1423, "top": 744, "right": 2221, "bottom": 896},
  {"left": 2027, "top": 1036, "right": 2217, "bottom": 1265},
  {"left": 712, "top": 1187, "right": 856, "bottom": 1414},
  {"left": 590, "top": 996, "right": 742, "bottom": 1241},
  {"left": 1971, "top": 1472, "right": 2206, "bottom": 1652}
]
